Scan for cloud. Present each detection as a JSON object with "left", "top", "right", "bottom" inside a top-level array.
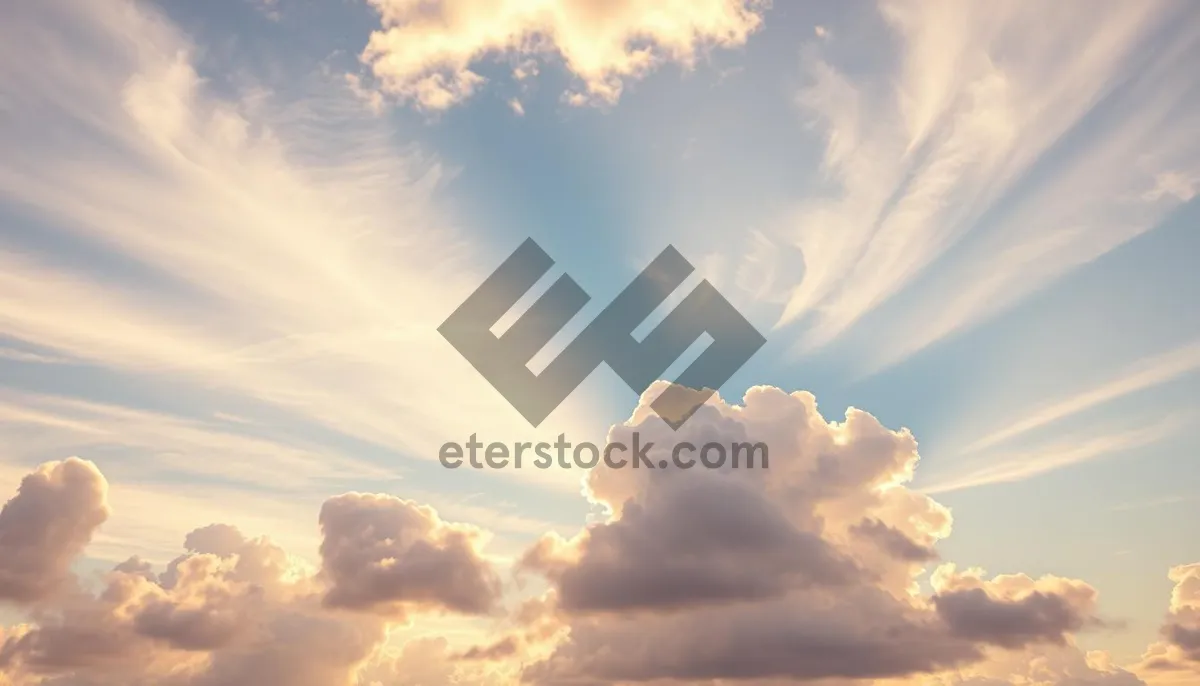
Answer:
[
  {"left": 0, "top": 391, "right": 395, "bottom": 493},
  {"left": 1136, "top": 563, "right": 1200, "bottom": 678},
  {"left": 356, "top": 0, "right": 767, "bottom": 110},
  {"left": 920, "top": 416, "right": 1184, "bottom": 496},
  {"left": 0, "top": 349, "right": 70, "bottom": 366},
  {"left": 2, "top": 0, "right": 1193, "bottom": 683},
  {"left": 961, "top": 342, "right": 1200, "bottom": 455},
  {"left": 517, "top": 382, "right": 1109, "bottom": 683},
  {"left": 748, "top": 0, "right": 1199, "bottom": 369},
  {"left": 0, "top": 389, "right": 573, "bottom": 572},
  {"left": 318, "top": 493, "right": 502, "bottom": 617},
  {"left": 1142, "top": 171, "right": 1200, "bottom": 203},
  {"left": 248, "top": 0, "right": 282, "bottom": 22},
  {"left": 0, "top": 461, "right": 505, "bottom": 686},
  {"left": 931, "top": 566, "right": 1103, "bottom": 650},
  {"left": 0, "top": 459, "right": 109, "bottom": 604},
  {"left": 919, "top": 341, "right": 1200, "bottom": 494},
  {"left": 1, "top": 516, "right": 378, "bottom": 685},
  {"left": 358, "top": 635, "right": 513, "bottom": 685},
  {"left": 934, "top": 645, "right": 1147, "bottom": 686},
  {"left": 0, "top": 0, "right": 598, "bottom": 503},
  {"left": 519, "top": 465, "right": 861, "bottom": 612}
]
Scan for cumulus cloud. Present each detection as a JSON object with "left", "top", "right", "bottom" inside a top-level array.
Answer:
[
  {"left": 357, "top": 0, "right": 767, "bottom": 110},
  {"left": 0, "top": 460, "right": 505, "bottom": 686},
  {"left": 0, "top": 527, "right": 315, "bottom": 680},
  {"left": 517, "top": 382, "right": 1110, "bottom": 684},
  {"left": 1137, "top": 563, "right": 1200, "bottom": 678},
  {"left": 0, "top": 459, "right": 109, "bottom": 604},
  {"left": 518, "top": 465, "right": 861, "bottom": 613},
  {"left": 931, "top": 565, "right": 1102, "bottom": 649},
  {"left": 318, "top": 493, "right": 502, "bottom": 617}
]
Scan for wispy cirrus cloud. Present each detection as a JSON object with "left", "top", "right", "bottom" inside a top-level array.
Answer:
[
  {"left": 248, "top": 0, "right": 282, "bottom": 22},
  {"left": 0, "top": 345, "right": 72, "bottom": 365},
  {"left": 0, "top": 390, "right": 568, "bottom": 568},
  {"left": 731, "top": 0, "right": 1199, "bottom": 369},
  {"left": 0, "top": 0, "right": 598, "bottom": 503},
  {"left": 919, "top": 340, "right": 1200, "bottom": 494},
  {"left": 0, "top": 390, "right": 394, "bottom": 491},
  {"left": 921, "top": 415, "right": 1186, "bottom": 496},
  {"left": 962, "top": 341, "right": 1200, "bottom": 455}
]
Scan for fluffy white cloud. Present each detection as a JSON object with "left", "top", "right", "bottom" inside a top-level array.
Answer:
[{"left": 358, "top": 0, "right": 767, "bottom": 109}]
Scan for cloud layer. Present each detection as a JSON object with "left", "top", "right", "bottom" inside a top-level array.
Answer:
[{"left": 1, "top": 385, "right": 1194, "bottom": 685}]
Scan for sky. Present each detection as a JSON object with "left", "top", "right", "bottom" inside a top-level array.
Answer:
[{"left": 0, "top": 0, "right": 1198, "bottom": 685}]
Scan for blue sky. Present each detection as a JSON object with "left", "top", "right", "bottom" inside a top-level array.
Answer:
[{"left": 1, "top": 0, "right": 1199, "bottom": 681}]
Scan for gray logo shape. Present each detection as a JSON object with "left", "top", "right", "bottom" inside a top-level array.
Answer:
[{"left": 439, "top": 238, "right": 766, "bottom": 430}]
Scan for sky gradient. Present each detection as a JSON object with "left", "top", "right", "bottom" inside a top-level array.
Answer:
[{"left": 0, "top": 0, "right": 1198, "bottom": 684}]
